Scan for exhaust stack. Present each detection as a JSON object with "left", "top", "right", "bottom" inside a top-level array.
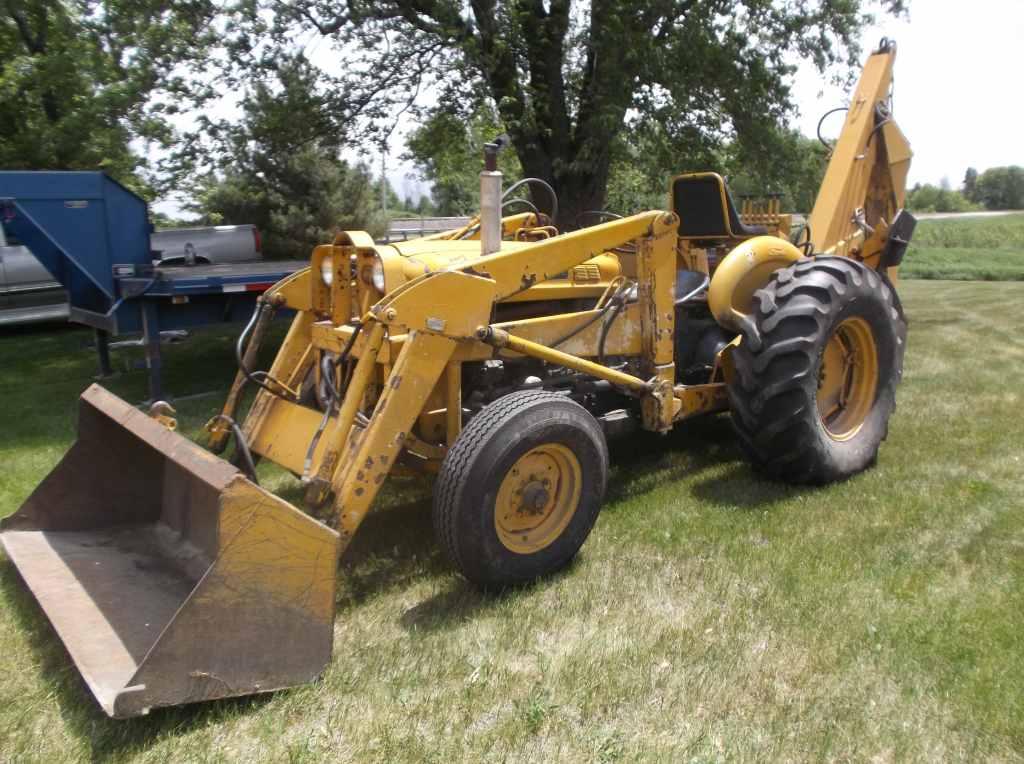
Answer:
[{"left": 480, "top": 139, "right": 505, "bottom": 256}]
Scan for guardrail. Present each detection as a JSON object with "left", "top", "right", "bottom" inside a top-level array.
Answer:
[{"left": 384, "top": 216, "right": 472, "bottom": 242}]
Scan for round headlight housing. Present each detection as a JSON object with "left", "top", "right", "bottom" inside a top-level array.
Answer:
[
  {"left": 320, "top": 257, "right": 334, "bottom": 287},
  {"left": 371, "top": 255, "right": 386, "bottom": 293}
]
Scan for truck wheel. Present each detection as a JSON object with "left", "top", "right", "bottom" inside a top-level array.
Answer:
[
  {"left": 728, "top": 257, "right": 907, "bottom": 483},
  {"left": 433, "top": 391, "right": 608, "bottom": 588}
]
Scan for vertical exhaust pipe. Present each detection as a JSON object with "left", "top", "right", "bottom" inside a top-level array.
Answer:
[{"left": 480, "top": 137, "right": 508, "bottom": 256}]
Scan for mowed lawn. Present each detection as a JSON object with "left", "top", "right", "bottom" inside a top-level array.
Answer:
[{"left": 0, "top": 280, "right": 1022, "bottom": 761}]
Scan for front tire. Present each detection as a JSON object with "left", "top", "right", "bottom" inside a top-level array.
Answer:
[
  {"left": 728, "top": 257, "right": 907, "bottom": 483},
  {"left": 433, "top": 391, "right": 608, "bottom": 588}
]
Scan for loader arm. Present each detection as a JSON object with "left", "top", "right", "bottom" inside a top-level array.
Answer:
[{"left": 285, "top": 210, "right": 680, "bottom": 541}]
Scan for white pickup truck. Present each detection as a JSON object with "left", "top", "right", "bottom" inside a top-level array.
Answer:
[{"left": 0, "top": 223, "right": 261, "bottom": 326}]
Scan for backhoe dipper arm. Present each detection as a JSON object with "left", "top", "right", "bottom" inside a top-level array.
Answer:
[{"left": 806, "top": 39, "right": 913, "bottom": 263}]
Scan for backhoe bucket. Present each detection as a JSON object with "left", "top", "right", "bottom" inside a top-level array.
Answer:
[{"left": 0, "top": 385, "right": 340, "bottom": 718}]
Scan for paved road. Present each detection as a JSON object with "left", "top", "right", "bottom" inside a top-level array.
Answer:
[{"left": 916, "top": 210, "right": 1022, "bottom": 221}]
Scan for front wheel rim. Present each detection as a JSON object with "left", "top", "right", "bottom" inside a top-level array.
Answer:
[
  {"left": 494, "top": 443, "right": 582, "bottom": 554},
  {"left": 816, "top": 317, "right": 879, "bottom": 441}
]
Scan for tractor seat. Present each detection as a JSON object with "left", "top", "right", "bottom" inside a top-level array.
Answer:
[{"left": 671, "top": 172, "right": 769, "bottom": 240}]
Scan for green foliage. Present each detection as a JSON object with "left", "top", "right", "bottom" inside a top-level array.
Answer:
[
  {"left": 901, "top": 247, "right": 1024, "bottom": 281},
  {"left": 0, "top": 0, "right": 216, "bottom": 195},
  {"left": 405, "top": 103, "right": 522, "bottom": 216},
  {"left": 191, "top": 58, "right": 385, "bottom": 258},
  {"left": 971, "top": 166, "right": 1024, "bottom": 211},
  {"left": 604, "top": 155, "right": 667, "bottom": 215},
  {"left": 238, "top": 0, "right": 903, "bottom": 227},
  {"left": 414, "top": 195, "right": 434, "bottom": 216},
  {"left": 906, "top": 184, "right": 980, "bottom": 214},
  {"left": 408, "top": 108, "right": 828, "bottom": 222},
  {"left": 722, "top": 132, "right": 829, "bottom": 214},
  {"left": 194, "top": 156, "right": 382, "bottom": 259},
  {"left": 911, "top": 213, "right": 1024, "bottom": 250},
  {"left": 963, "top": 167, "right": 978, "bottom": 200},
  {"left": 149, "top": 210, "right": 196, "bottom": 229}
]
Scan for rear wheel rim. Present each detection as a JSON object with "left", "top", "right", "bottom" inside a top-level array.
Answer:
[
  {"left": 494, "top": 443, "right": 582, "bottom": 554},
  {"left": 816, "top": 317, "right": 879, "bottom": 441}
]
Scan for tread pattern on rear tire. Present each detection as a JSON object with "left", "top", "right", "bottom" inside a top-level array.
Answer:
[
  {"left": 728, "top": 256, "right": 907, "bottom": 484},
  {"left": 433, "top": 390, "right": 607, "bottom": 587}
]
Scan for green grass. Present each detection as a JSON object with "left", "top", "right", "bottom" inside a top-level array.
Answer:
[
  {"left": 2, "top": 282, "right": 1024, "bottom": 760},
  {"left": 903, "top": 213, "right": 1024, "bottom": 280}
]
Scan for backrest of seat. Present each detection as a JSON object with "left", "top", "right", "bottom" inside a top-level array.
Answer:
[
  {"left": 672, "top": 173, "right": 731, "bottom": 238},
  {"left": 672, "top": 172, "right": 770, "bottom": 239}
]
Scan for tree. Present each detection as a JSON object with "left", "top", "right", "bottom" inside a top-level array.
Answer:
[
  {"left": 0, "top": 0, "right": 216, "bottom": 194},
  {"left": 372, "top": 175, "right": 404, "bottom": 215},
  {"left": 191, "top": 57, "right": 386, "bottom": 258},
  {"left": 905, "top": 183, "right": 978, "bottom": 214},
  {"left": 407, "top": 99, "right": 828, "bottom": 224},
  {"left": 194, "top": 156, "right": 383, "bottom": 258},
  {"left": 973, "top": 166, "right": 1024, "bottom": 211},
  {"left": 721, "top": 132, "right": 829, "bottom": 214},
  {"left": 405, "top": 100, "right": 522, "bottom": 216},
  {"left": 414, "top": 194, "right": 434, "bottom": 216},
  {"left": 251, "top": 0, "right": 904, "bottom": 228},
  {"left": 963, "top": 167, "right": 979, "bottom": 202}
]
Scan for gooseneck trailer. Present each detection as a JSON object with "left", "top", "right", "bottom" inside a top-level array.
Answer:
[{"left": 0, "top": 171, "right": 300, "bottom": 399}]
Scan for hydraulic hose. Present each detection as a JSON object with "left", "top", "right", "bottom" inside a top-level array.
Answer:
[
  {"left": 502, "top": 178, "right": 559, "bottom": 225},
  {"left": 209, "top": 414, "right": 259, "bottom": 485},
  {"left": 502, "top": 198, "right": 541, "bottom": 218},
  {"left": 301, "top": 322, "right": 364, "bottom": 483},
  {"left": 817, "top": 107, "right": 849, "bottom": 154},
  {"left": 235, "top": 299, "right": 295, "bottom": 401},
  {"left": 673, "top": 275, "right": 710, "bottom": 306},
  {"left": 551, "top": 278, "right": 633, "bottom": 349}
]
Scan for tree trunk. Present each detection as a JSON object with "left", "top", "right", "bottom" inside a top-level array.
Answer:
[{"left": 514, "top": 134, "right": 615, "bottom": 231}]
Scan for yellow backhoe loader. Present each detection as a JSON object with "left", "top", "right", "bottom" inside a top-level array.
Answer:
[{"left": 2, "top": 39, "right": 914, "bottom": 717}]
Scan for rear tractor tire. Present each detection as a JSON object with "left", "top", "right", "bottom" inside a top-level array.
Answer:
[
  {"left": 728, "top": 257, "right": 907, "bottom": 484},
  {"left": 433, "top": 391, "right": 609, "bottom": 588}
]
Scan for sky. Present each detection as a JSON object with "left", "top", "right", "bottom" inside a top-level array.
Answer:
[
  {"left": 152, "top": 0, "right": 1024, "bottom": 217},
  {"left": 789, "top": 0, "right": 1024, "bottom": 190}
]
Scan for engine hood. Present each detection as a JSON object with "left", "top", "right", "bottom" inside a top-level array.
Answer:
[{"left": 380, "top": 238, "right": 532, "bottom": 282}]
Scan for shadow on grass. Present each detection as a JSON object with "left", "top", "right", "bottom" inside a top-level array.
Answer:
[
  {"left": 0, "top": 406, "right": 815, "bottom": 750},
  {"left": 604, "top": 414, "right": 814, "bottom": 510},
  {"left": 688, "top": 461, "right": 813, "bottom": 509},
  {"left": 337, "top": 494, "right": 445, "bottom": 606},
  {"left": 335, "top": 415, "right": 816, "bottom": 612},
  {"left": 606, "top": 414, "right": 734, "bottom": 490},
  {"left": 0, "top": 319, "right": 82, "bottom": 341}
]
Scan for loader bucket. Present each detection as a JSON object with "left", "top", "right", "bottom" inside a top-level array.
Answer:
[{"left": 0, "top": 384, "right": 340, "bottom": 718}]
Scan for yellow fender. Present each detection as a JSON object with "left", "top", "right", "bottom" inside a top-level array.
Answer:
[{"left": 707, "top": 235, "right": 804, "bottom": 333}]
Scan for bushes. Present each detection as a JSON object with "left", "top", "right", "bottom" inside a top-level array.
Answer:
[{"left": 906, "top": 184, "right": 980, "bottom": 214}]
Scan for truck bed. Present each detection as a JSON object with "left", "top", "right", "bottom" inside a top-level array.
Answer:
[
  {"left": 117, "top": 260, "right": 305, "bottom": 298},
  {"left": 155, "top": 260, "right": 303, "bottom": 279}
]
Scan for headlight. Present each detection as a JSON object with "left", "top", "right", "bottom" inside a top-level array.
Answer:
[
  {"left": 320, "top": 257, "right": 334, "bottom": 287},
  {"left": 371, "top": 256, "right": 386, "bottom": 292}
]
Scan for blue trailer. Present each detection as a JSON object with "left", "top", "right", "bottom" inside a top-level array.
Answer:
[{"left": 0, "top": 171, "right": 301, "bottom": 399}]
